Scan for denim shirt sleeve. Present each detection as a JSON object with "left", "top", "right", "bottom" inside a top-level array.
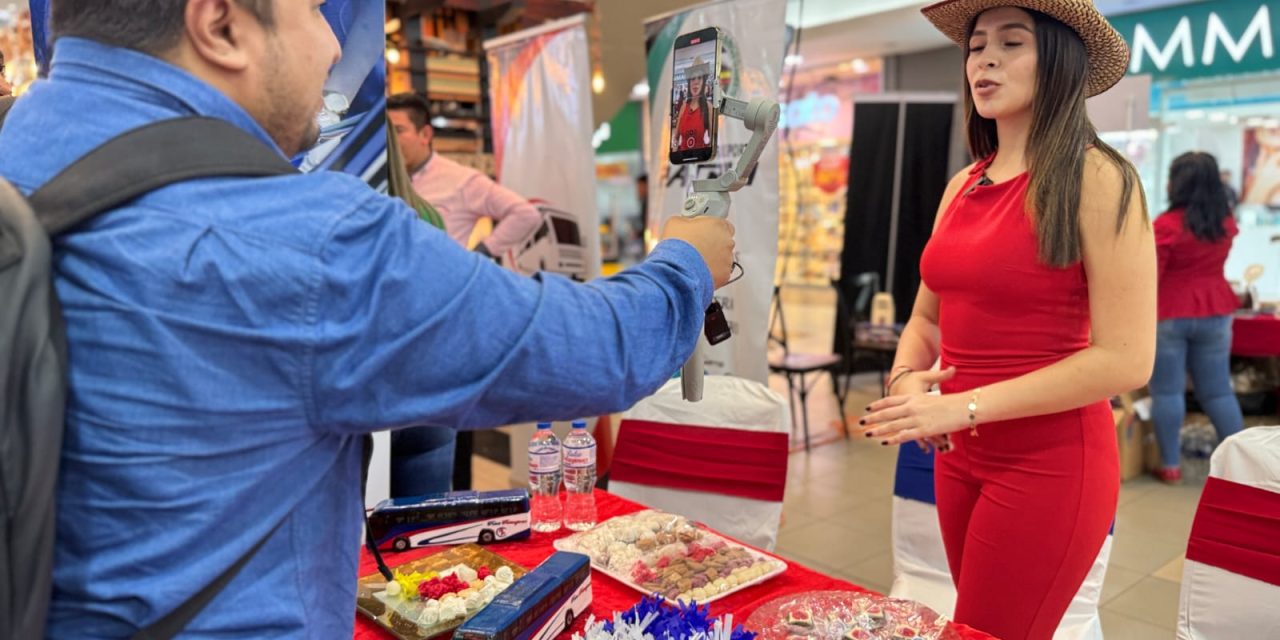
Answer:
[{"left": 309, "top": 194, "right": 713, "bottom": 433}]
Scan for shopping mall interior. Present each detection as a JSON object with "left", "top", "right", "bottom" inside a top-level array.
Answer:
[{"left": 2, "top": 1, "right": 1278, "bottom": 639}]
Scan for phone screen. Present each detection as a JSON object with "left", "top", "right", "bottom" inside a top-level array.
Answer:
[{"left": 669, "top": 28, "right": 720, "bottom": 165}]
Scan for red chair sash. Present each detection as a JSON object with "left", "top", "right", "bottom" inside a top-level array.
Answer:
[
  {"left": 610, "top": 419, "right": 788, "bottom": 502},
  {"left": 1187, "top": 476, "right": 1280, "bottom": 587}
]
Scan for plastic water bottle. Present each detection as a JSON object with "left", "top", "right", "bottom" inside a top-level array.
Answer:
[
  {"left": 528, "top": 422, "right": 562, "bottom": 532},
  {"left": 562, "top": 420, "right": 598, "bottom": 531}
]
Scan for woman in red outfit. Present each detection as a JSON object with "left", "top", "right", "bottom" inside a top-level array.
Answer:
[
  {"left": 672, "top": 61, "right": 711, "bottom": 152},
  {"left": 861, "top": 2, "right": 1156, "bottom": 638},
  {"left": 1148, "top": 151, "right": 1244, "bottom": 484}
]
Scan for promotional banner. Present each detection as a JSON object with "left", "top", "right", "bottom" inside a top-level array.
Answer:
[
  {"left": 485, "top": 15, "right": 602, "bottom": 282},
  {"left": 644, "top": 0, "right": 787, "bottom": 383}
]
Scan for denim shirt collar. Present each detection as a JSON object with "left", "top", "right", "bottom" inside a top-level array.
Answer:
[{"left": 49, "top": 37, "right": 284, "bottom": 155}]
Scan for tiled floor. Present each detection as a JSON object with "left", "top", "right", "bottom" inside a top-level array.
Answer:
[{"left": 468, "top": 285, "right": 1203, "bottom": 638}]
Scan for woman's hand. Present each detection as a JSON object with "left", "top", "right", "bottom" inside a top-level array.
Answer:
[
  {"left": 888, "top": 367, "right": 953, "bottom": 396},
  {"left": 862, "top": 367, "right": 968, "bottom": 447}
]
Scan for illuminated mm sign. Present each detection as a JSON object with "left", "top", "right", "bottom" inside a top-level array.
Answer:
[{"left": 1110, "top": 1, "right": 1277, "bottom": 80}]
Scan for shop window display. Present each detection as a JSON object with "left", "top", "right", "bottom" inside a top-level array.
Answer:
[
  {"left": 776, "top": 63, "right": 882, "bottom": 287},
  {"left": 0, "top": 7, "right": 36, "bottom": 95}
]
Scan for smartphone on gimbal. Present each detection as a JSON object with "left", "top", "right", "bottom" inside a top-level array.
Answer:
[{"left": 669, "top": 27, "right": 722, "bottom": 165}]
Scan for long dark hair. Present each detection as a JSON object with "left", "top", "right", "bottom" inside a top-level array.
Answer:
[
  {"left": 964, "top": 9, "right": 1147, "bottom": 267},
  {"left": 1168, "top": 151, "right": 1231, "bottom": 242}
]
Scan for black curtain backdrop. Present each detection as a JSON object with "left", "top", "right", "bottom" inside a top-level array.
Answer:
[
  {"left": 836, "top": 100, "right": 953, "bottom": 359},
  {"left": 895, "top": 102, "right": 954, "bottom": 318}
]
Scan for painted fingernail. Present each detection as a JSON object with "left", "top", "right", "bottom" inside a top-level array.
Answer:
[
  {"left": 858, "top": 419, "right": 866, "bottom": 426},
  {"left": 864, "top": 406, "right": 871, "bottom": 412},
  {"left": 864, "top": 431, "right": 873, "bottom": 438},
  {"left": 880, "top": 441, "right": 888, "bottom": 446}
]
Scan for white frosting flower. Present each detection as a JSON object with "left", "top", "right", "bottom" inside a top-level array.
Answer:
[
  {"left": 440, "top": 598, "right": 467, "bottom": 620},
  {"left": 417, "top": 607, "right": 440, "bottom": 626},
  {"left": 495, "top": 566, "right": 515, "bottom": 584}
]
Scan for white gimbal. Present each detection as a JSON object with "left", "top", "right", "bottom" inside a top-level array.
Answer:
[{"left": 680, "top": 91, "right": 780, "bottom": 402}]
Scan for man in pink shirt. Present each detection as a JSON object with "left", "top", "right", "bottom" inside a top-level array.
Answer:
[{"left": 388, "top": 93, "right": 541, "bottom": 260}]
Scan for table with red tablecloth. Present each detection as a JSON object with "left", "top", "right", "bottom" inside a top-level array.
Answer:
[
  {"left": 353, "top": 490, "right": 995, "bottom": 640},
  {"left": 1232, "top": 313, "right": 1280, "bottom": 357}
]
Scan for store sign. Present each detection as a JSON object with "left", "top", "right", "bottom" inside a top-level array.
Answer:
[
  {"left": 1111, "top": 1, "right": 1278, "bottom": 80},
  {"left": 781, "top": 91, "right": 842, "bottom": 130}
]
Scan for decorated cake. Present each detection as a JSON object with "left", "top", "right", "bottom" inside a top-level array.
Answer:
[{"left": 355, "top": 544, "right": 526, "bottom": 640}]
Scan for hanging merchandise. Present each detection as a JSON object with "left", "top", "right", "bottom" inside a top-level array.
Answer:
[
  {"left": 643, "top": 0, "right": 788, "bottom": 384},
  {"left": 485, "top": 15, "right": 602, "bottom": 283}
]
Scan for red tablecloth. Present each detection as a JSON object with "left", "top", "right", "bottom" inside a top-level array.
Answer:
[
  {"left": 353, "top": 490, "right": 995, "bottom": 640},
  {"left": 1233, "top": 313, "right": 1280, "bottom": 357}
]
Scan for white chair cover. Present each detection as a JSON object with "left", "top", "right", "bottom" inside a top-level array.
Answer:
[
  {"left": 1177, "top": 426, "right": 1280, "bottom": 640},
  {"left": 610, "top": 376, "right": 790, "bottom": 551}
]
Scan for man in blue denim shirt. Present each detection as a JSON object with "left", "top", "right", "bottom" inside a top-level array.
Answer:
[{"left": 0, "top": 1, "right": 735, "bottom": 637}]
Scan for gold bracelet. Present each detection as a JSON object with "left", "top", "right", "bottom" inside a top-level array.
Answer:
[{"left": 967, "top": 387, "right": 983, "bottom": 437}]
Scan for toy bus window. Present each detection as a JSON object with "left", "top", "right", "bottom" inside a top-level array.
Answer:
[{"left": 551, "top": 217, "right": 581, "bottom": 246}]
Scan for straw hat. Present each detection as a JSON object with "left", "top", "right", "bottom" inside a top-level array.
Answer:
[
  {"left": 687, "top": 56, "right": 712, "bottom": 79},
  {"left": 921, "top": 0, "right": 1129, "bottom": 97}
]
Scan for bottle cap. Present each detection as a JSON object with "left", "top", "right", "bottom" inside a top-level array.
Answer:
[
  {"left": 571, "top": 420, "right": 588, "bottom": 429},
  {"left": 536, "top": 422, "right": 552, "bottom": 430}
]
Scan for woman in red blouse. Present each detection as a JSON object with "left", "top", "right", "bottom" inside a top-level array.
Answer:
[
  {"left": 672, "top": 62, "right": 711, "bottom": 152},
  {"left": 1149, "top": 151, "right": 1244, "bottom": 483}
]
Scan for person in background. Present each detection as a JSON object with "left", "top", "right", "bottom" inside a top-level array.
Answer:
[
  {"left": 626, "top": 173, "right": 649, "bottom": 263},
  {"left": 863, "top": 2, "right": 1154, "bottom": 637},
  {"left": 382, "top": 93, "right": 467, "bottom": 496},
  {"left": 387, "top": 92, "right": 541, "bottom": 260},
  {"left": 1220, "top": 168, "right": 1239, "bottom": 209},
  {"left": 1149, "top": 152, "right": 1244, "bottom": 484}
]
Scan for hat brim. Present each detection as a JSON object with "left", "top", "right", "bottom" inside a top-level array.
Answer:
[{"left": 921, "top": 0, "right": 1129, "bottom": 97}]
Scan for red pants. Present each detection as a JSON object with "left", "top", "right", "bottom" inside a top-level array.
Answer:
[{"left": 935, "top": 399, "right": 1118, "bottom": 640}]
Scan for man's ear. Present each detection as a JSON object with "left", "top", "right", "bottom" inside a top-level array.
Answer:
[{"left": 183, "top": 0, "right": 258, "bottom": 72}]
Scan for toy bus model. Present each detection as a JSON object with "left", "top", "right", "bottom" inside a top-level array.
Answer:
[
  {"left": 454, "top": 551, "right": 592, "bottom": 640},
  {"left": 368, "top": 489, "right": 531, "bottom": 551},
  {"left": 503, "top": 203, "right": 588, "bottom": 283}
]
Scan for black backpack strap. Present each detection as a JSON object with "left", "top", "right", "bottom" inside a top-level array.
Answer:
[
  {"left": 21, "top": 115, "right": 297, "bottom": 639},
  {"left": 129, "top": 519, "right": 285, "bottom": 640},
  {"left": 28, "top": 116, "right": 297, "bottom": 236}
]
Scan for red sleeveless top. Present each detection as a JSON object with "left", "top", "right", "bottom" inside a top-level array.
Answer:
[{"left": 920, "top": 158, "right": 1091, "bottom": 392}]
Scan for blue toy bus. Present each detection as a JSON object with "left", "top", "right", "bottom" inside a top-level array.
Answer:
[
  {"left": 453, "top": 552, "right": 592, "bottom": 640},
  {"left": 368, "top": 489, "right": 531, "bottom": 551}
]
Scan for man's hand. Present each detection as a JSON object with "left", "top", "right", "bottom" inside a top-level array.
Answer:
[{"left": 661, "top": 216, "right": 735, "bottom": 288}]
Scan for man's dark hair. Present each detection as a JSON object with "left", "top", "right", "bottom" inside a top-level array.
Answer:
[
  {"left": 386, "top": 93, "right": 432, "bottom": 131},
  {"left": 52, "top": 1, "right": 276, "bottom": 56}
]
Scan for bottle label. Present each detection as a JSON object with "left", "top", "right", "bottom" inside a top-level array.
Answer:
[
  {"left": 563, "top": 444, "right": 596, "bottom": 468},
  {"left": 529, "top": 450, "right": 560, "bottom": 473}
]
